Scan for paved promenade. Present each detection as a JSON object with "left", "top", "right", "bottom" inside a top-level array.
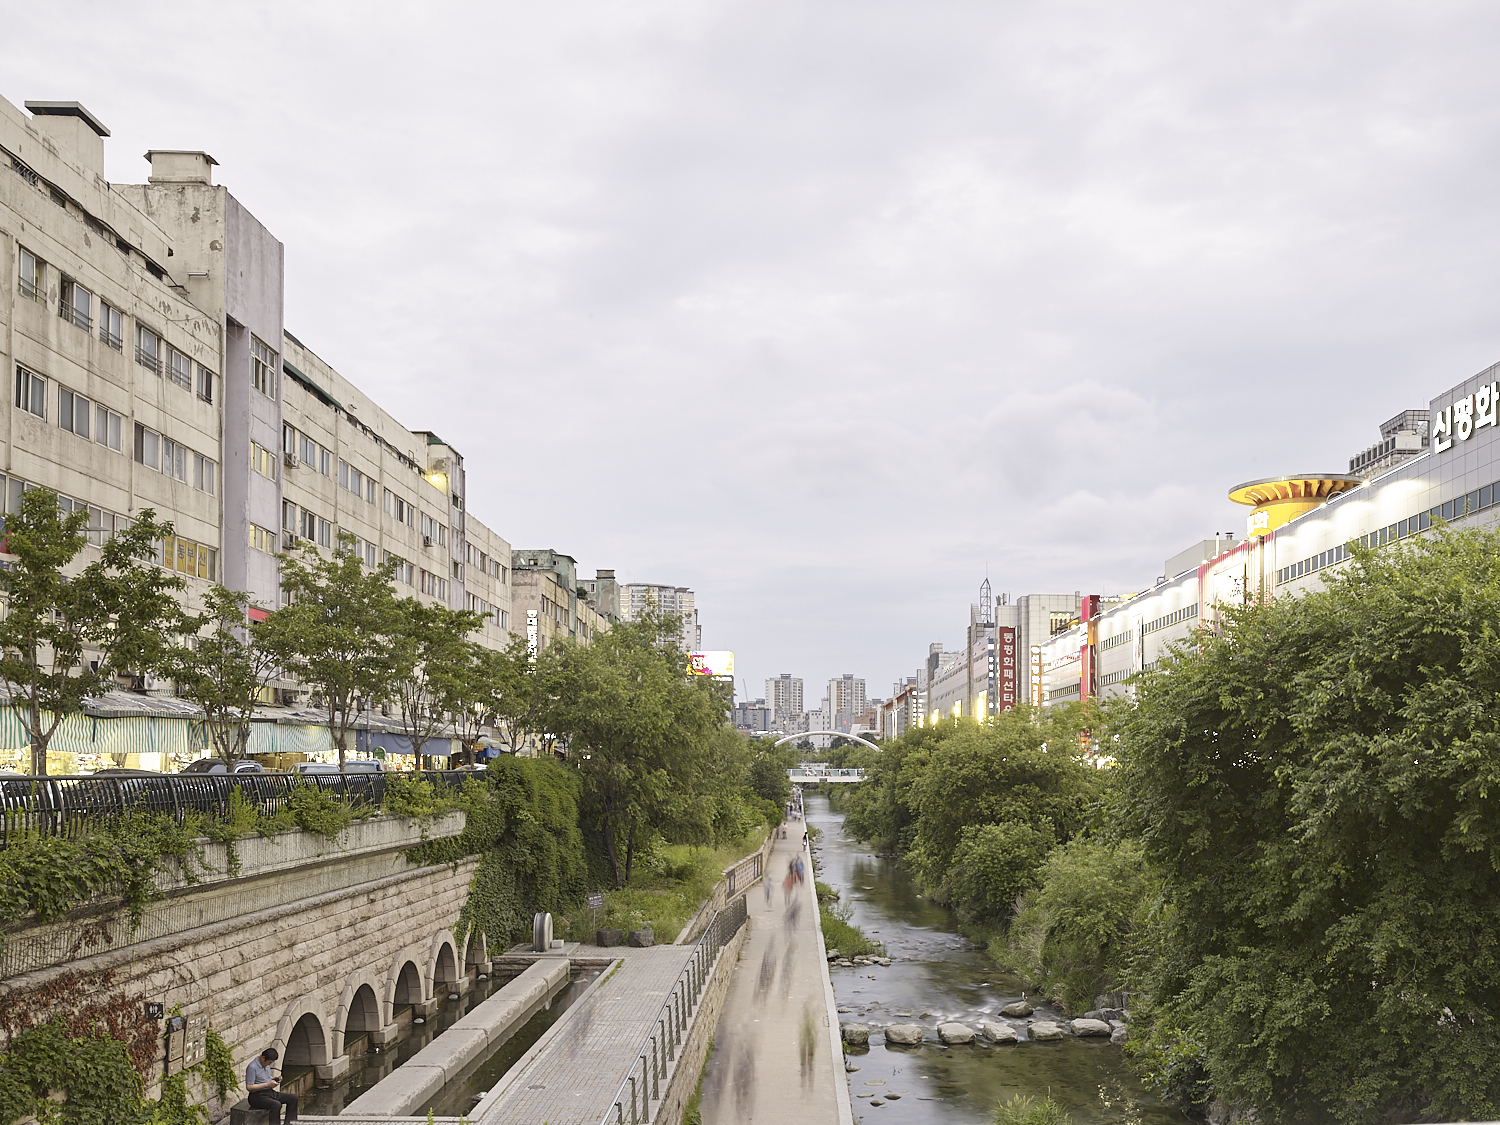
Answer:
[
  {"left": 471, "top": 944, "right": 698, "bottom": 1125},
  {"left": 698, "top": 827, "right": 853, "bottom": 1124}
]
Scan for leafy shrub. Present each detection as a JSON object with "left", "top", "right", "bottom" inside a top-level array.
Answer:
[
  {"left": 819, "top": 898, "right": 881, "bottom": 957},
  {"left": 946, "top": 819, "right": 1055, "bottom": 925},
  {"left": 990, "top": 837, "right": 1154, "bottom": 1011}
]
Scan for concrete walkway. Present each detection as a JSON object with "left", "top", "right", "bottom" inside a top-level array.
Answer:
[
  {"left": 698, "top": 825, "right": 853, "bottom": 1124},
  {"left": 471, "top": 944, "right": 698, "bottom": 1125}
]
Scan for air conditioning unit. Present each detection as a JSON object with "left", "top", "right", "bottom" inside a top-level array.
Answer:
[
  {"left": 423, "top": 535, "right": 433, "bottom": 548},
  {"left": 283, "top": 451, "right": 296, "bottom": 468},
  {"left": 282, "top": 530, "right": 297, "bottom": 550}
]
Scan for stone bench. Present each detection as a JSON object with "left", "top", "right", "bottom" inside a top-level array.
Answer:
[{"left": 229, "top": 1101, "right": 270, "bottom": 1125}]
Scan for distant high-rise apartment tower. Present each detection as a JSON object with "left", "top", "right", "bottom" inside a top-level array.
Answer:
[
  {"left": 619, "top": 582, "right": 700, "bottom": 648},
  {"left": 766, "top": 674, "right": 804, "bottom": 724},
  {"left": 828, "top": 674, "right": 866, "bottom": 730}
]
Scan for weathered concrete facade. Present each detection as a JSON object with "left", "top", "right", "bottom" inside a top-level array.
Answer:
[{"left": 0, "top": 814, "right": 482, "bottom": 1114}]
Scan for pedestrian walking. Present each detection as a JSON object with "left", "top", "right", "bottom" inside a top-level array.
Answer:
[
  {"left": 783, "top": 860, "right": 797, "bottom": 906},
  {"left": 245, "top": 1047, "right": 298, "bottom": 1124},
  {"left": 794, "top": 854, "right": 805, "bottom": 885}
]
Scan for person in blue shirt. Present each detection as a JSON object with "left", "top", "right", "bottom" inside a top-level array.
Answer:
[{"left": 245, "top": 1047, "right": 298, "bottom": 1123}]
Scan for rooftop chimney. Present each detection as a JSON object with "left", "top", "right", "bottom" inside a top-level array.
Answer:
[
  {"left": 25, "top": 101, "right": 109, "bottom": 178},
  {"left": 145, "top": 150, "right": 218, "bottom": 186}
]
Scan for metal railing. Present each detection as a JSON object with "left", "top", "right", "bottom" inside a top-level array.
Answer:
[
  {"left": 0, "top": 770, "right": 469, "bottom": 846},
  {"left": 604, "top": 894, "right": 748, "bottom": 1125}
]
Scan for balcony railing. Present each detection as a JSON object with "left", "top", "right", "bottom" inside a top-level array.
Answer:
[
  {"left": 62, "top": 305, "right": 91, "bottom": 332},
  {"left": 135, "top": 345, "right": 161, "bottom": 374},
  {"left": 18, "top": 278, "right": 42, "bottom": 303}
]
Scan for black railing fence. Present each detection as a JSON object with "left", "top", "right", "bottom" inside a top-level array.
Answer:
[{"left": 0, "top": 770, "right": 469, "bottom": 846}]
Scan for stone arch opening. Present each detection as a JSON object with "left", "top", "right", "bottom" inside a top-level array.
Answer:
[
  {"left": 345, "top": 984, "right": 381, "bottom": 1034},
  {"left": 393, "top": 960, "right": 423, "bottom": 1007},
  {"left": 285, "top": 1011, "right": 328, "bottom": 1068},
  {"left": 433, "top": 941, "right": 459, "bottom": 985}
]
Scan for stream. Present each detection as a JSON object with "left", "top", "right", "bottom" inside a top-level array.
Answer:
[{"left": 806, "top": 794, "right": 1187, "bottom": 1125}]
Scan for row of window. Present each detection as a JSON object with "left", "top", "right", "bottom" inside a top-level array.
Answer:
[
  {"left": 464, "top": 542, "right": 507, "bottom": 583},
  {"left": 252, "top": 443, "right": 277, "bottom": 482},
  {"left": 160, "top": 534, "right": 218, "bottom": 581},
  {"left": 419, "top": 511, "right": 447, "bottom": 547},
  {"left": 419, "top": 570, "right": 449, "bottom": 599},
  {"left": 15, "top": 367, "right": 127, "bottom": 455},
  {"left": 1142, "top": 603, "right": 1198, "bottom": 636},
  {"left": 1048, "top": 681, "right": 1082, "bottom": 701},
  {"left": 284, "top": 424, "right": 332, "bottom": 477},
  {"left": 133, "top": 424, "right": 216, "bottom": 495},
  {"left": 0, "top": 473, "right": 132, "bottom": 549},
  {"left": 1098, "top": 629, "right": 1134, "bottom": 651},
  {"left": 339, "top": 459, "right": 376, "bottom": 504},
  {"left": 18, "top": 247, "right": 218, "bottom": 404},
  {"left": 1099, "top": 669, "right": 1132, "bottom": 687},
  {"left": 465, "top": 592, "right": 507, "bottom": 629},
  {"left": 1276, "top": 483, "right": 1500, "bottom": 586}
]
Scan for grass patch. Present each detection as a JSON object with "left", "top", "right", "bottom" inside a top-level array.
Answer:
[
  {"left": 993, "top": 1094, "right": 1071, "bottom": 1124},
  {"left": 557, "top": 828, "right": 768, "bottom": 943},
  {"left": 815, "top": 880, "right": 839, "bottom": 903},
  {"left": 818, "top": 897, "right": 883, "bottom": 957}
]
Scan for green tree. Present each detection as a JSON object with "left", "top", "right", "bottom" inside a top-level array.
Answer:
[
  {"left": 947, "top": 819, "right": 1057, "bottom": 925},
  {"left": 903, "top": 707, "right": 1099, "bottom": 900},
  {"left": 747, "top": 738, "right": 795, "bottom": 811},
  {"left": 390, "top": 598, "right": 484, "bottom": 761},
  {"left": 539, "top": 610, "right": 730, "bottom": 886},
  {"left": 1118, "top": 525, "right": 1500, "bottom": 1123},
  {"left": 170, "top": 586, "right": 279, "bottom": 768},
  {"left": 256, "top": 540, "right": 402, "bottom": 766},
  {"left": 488, "top": 633, "right": 549, "bottom": 754},
  {"left": 0, "top": 490, "right": 188, "bottom": 775}
]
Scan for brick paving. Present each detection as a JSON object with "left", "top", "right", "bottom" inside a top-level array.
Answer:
[{"left": 473, "top": 943, "right": 698, "bottom": 1125}]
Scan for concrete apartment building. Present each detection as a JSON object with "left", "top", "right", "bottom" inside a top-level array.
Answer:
[
  {"left": 0, "top": 96, "right": 532, "bottom": 701},
  {"left": 765, "top": 674, "right": 803, "bottom": 729},
  {"left": 620, "top": 581, "right": 700, "bottom": 648},
  {"left": 512, "top": 550, "right": 611, "bottom": 653}
]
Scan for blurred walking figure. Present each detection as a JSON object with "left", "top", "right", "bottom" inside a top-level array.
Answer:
[
  {"left": 734, "top": 1040, "right": 756, "bottom": 1116},
  {"left": 798, "top": 1003, "right": 818, "bottom": 1090},
  {"left": 783, "top": 859, "right": 797, "bottom": 906}
]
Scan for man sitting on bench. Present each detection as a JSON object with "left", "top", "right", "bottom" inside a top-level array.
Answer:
[{"left": 246, "top": 1046, "right": 298, "bottom": 1123}]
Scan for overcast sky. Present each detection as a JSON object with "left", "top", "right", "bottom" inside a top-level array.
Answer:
[{"left": 8, "top": 2, "right": 1500, "bottom": 705}]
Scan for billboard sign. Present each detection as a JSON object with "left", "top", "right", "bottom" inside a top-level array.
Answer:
[{"left": 688, "top": 650, "right": 734, "bottom": 677}]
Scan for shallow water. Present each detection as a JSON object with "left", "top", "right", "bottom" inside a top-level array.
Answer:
[{"left": 807, "top": 794, "right": 1188, "bottom": 1125}]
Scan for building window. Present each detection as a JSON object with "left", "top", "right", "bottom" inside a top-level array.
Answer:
[
  {"left": 365, "top": 542, "right": 376, "bottom": 567},
  {"left": 196, "top": 363, "right": 214, "bottom": 404},
  {"left": 17, "top": 249, "right": 42, "bottom": 303},
  {"left": 251, "top": 336, "right": 277, "bottom": 398},
  {"left": 98, "top": 302, "right": 123, "bottom": 351},
  {"left": 60, "top": 279, "right": 91, "bottom": 331},
  {"left": 283, "top": 500, "right": 296, "bottom": 532},
  {"left": 58, "top": 388, "right": 92, "bottom": 439},
  {"left": 15, "top": 367, "right": 45, "bottom": 418},
  {"left": 136, "top": 326, "right": 162, "bottom": 374},
  {"left": 133, "top": 423, "right": 160, "bottom": 471},
  {"left": 283, "top": 423, "right": 296, "bottom": 456},
  {"left": 300, "top": 509, "right": 316, "bottom": 542},
  {"left": 300, "top": 434, "right": 316, "bottom": 467},
  {"left": 249, "top": 524, "right": 275, "bottom": 553},
  {"left": 252, "top": 443, "right": 277, "bottom": 481},
  {"left": 94, "top": 405, "right": 122, "bottom": 452},
  {"left": 161, "top": 437, "right": 188, "bottom": 483},
  {"left": 193, "top": 453, "right": 216, "bottom": 495},
  {"left": 167, "top": 347, "right": 192, "bottom": 391}
]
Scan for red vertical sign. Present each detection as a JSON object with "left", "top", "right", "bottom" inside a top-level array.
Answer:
[
  {"left": 1079, "top": 595, "right": 1100, "bottom": 701},
  {"left": 997, "top": 626, "right": 1017, "bottom": 711}
]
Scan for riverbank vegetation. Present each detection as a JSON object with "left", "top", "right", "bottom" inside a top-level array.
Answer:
[{"left": 842, "top": 525, "right": 1500, "bottom": 1124}]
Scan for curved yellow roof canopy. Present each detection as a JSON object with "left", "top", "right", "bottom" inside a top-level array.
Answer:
[{"left": 1228, "top": 474, "right": 1363, "bottom": 536}]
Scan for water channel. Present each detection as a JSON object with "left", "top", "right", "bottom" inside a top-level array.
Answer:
[
  {"left": 293, "top": 963, "right": 601, "bottom": 1117},
  {"left": 806, "top": 794, "right": 1187, "bottom": 1125}
]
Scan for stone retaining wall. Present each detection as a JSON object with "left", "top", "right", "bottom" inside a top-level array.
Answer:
[{"left": 0, "top": 814, "right": 479, "bottom": 1120}]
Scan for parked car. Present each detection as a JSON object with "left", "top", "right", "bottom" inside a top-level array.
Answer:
[
  {"left": 181, "top": 758, "right": 268, "bottom": 775},
  {"left": 292, "top": 760, "right": 384, "bottom": 775}
]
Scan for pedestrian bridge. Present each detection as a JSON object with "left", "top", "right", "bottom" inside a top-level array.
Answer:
[{"left": 788, "top": 765, "right": 866, "bottom": 783}]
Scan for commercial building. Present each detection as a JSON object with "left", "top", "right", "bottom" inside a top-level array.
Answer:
[
  {"left": 732, "top": 698, "right": 773, "bottom": 733},
  {"left": 0, "top": 95, "right": 639, "bottom": 768},
  {"left": 827, "top": 674, "right": 866, "bottom": 732},
  {"left": 1034, "top": 375, "right": 1500, "bottom": 708}
]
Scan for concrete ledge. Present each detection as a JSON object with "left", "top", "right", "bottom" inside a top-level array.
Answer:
[{"left": 343, "top": 958, "right": 569, "bottom": 1116}]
